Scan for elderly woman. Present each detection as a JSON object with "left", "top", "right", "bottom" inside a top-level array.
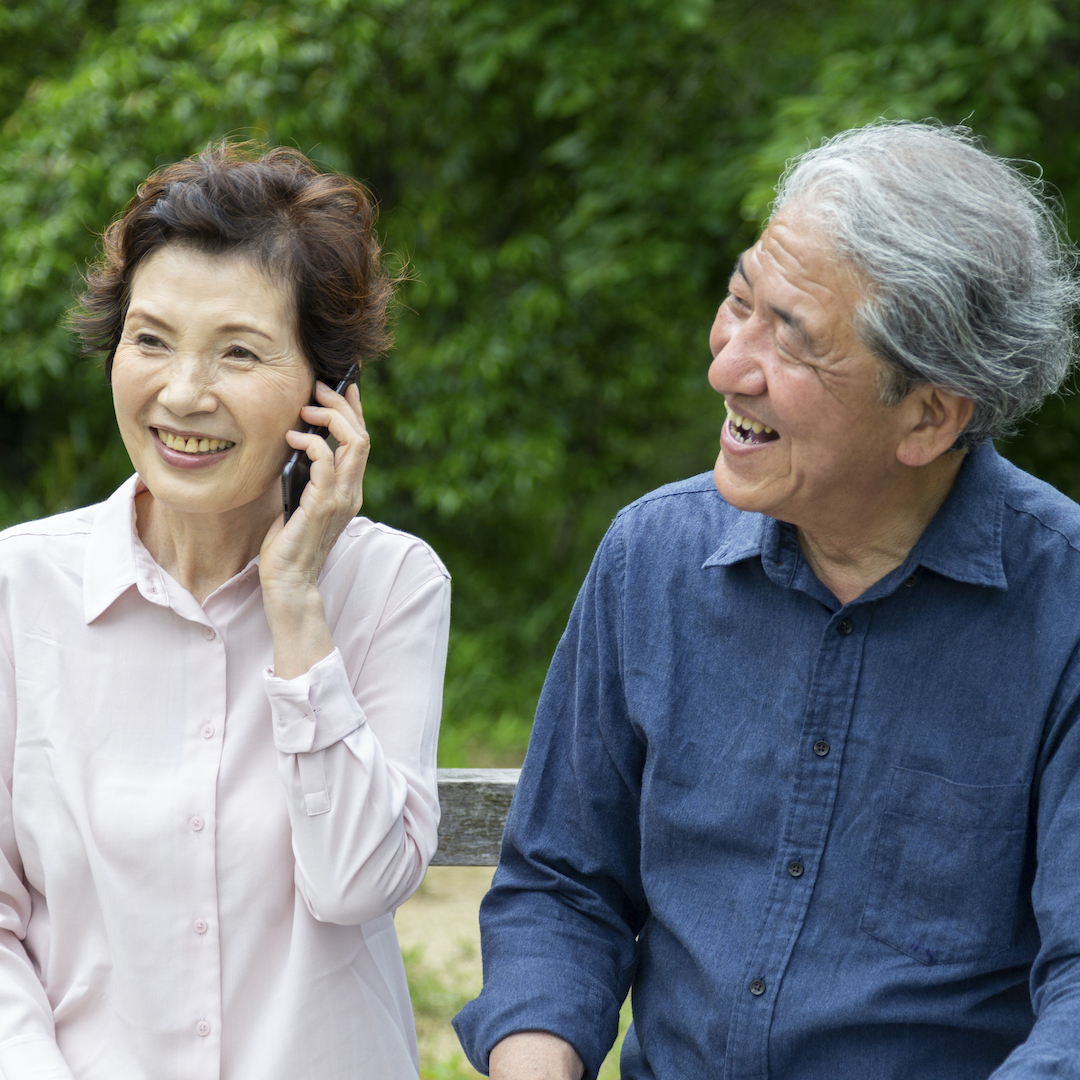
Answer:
[{"left": 0, "top": 145, "right": 449, "bottom": 1079}]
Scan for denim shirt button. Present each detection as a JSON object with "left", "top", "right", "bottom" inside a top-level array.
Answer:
[
  {"left": 749, "top": 979, "right": 766, "bottom": 996},
  {"left": 837, "top": 618, "right": 853, "bottom": 636},
  {"left": 813, "top": 740, "right": 830, "bottom": 757},
  {"left": 787, "top": 860, "right": 804, "bottom": 878}
]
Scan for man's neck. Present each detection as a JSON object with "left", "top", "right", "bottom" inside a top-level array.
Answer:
[{"left": 796, "top": 450, "right": 968, "bottom": 606}]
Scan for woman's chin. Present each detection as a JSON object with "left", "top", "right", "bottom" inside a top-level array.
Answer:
[{"left": 139, "top": 472, "right": 282, "bottom": 525}]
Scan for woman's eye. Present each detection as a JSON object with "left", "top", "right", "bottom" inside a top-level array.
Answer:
[
  {"left": 136, "top": 333, "right": 164, "bottom": 348},
  {"left": 227, "top": 346, "right": 257, "bottom": 361}
]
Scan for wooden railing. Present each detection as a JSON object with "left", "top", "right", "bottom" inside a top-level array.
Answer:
[{"left": 432, "top": 768, "right": 520, "bottom": 865}]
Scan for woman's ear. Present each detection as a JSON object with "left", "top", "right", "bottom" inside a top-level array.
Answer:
[{"left": 895, "top": 386, "right": 976, "bottom": 468}]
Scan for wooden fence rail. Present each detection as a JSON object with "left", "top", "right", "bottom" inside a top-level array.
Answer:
[{"left": 433, "top": 768, "right": 520, "bottom": 866}]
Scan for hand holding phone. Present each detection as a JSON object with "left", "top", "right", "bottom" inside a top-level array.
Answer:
[{"left": 281, "top": 363, "right": 360, "bottom": 522}]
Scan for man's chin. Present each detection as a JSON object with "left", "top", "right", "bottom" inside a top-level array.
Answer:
[{"left": 713, "top": 457, "right": 762, "bottom": 513}]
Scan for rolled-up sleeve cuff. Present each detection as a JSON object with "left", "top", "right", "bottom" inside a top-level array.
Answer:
[
  {"left": 452, "top": 960, "right": 618, "bottom": 1080},
  {"left": 263, "top": 648, "right": 367, "bottom": 754}
]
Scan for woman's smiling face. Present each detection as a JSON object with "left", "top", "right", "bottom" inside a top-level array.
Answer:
[{"left": 111, "top": 244, "right": 313, "bottom": 522}]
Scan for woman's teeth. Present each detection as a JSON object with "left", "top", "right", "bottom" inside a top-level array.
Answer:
[{"left": 158, "top": 430, "right": 235, "bottom": 454}]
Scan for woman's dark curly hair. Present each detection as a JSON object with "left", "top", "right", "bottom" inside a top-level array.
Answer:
[{"left": 73, "top": 141, "right": 396, "bottom": 382}]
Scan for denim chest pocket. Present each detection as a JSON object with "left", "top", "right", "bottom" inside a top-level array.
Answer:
[{"left": 860, "top": 766, "right": 1029, "bottom": 965}]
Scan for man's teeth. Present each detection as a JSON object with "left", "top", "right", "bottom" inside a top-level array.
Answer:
[
  {"left": 159, "top": 431, "right": 235, "bottom": 454},
  {"left": 725, "top": 406, "right": 774, "bottom": 436}
]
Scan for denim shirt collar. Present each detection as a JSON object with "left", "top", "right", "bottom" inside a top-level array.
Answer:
[{"left": 702, "top": 440, "right": 1008, "bottom": 596}]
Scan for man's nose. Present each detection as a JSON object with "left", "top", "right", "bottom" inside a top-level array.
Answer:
[
  {"left": 708, "top": 316, "right": 767, "bottom": 398},
  {"left": 156, "top": 354, "right": 219, "bottom": 415}
]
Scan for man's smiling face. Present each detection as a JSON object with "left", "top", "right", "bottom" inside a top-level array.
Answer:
[{"left": 707, "top": 206, "right": 917, "bottom": 534}]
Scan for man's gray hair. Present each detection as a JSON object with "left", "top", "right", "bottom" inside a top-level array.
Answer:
[{"left": 773, "top": 121, "right": 1080, "bottom": 446}]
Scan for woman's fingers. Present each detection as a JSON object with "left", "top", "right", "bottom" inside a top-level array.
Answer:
[
  {"left": 282, "top": 380, "right": 368, "bottom": 528},
  {"left": 306, "top": 379, "right": 364, "bottom": 430},
  {"left": 260, "top": 382, "right": 368, "bottom": 604},
  {"left": 299, "top": 382, "right": 366, "bottom": 452}
]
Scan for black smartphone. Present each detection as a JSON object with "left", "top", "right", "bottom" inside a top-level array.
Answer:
[{"left": 281, "top": 363, "right": 360, "bottom": 522}]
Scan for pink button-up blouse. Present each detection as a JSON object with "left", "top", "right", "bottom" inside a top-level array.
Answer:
[{"left": 0, "top": 476, "right": 450, "bottom": 1079}]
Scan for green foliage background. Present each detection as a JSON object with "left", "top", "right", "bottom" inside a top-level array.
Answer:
[{"left": 3, "top": 0, "right": 1080, "bottom": 764}]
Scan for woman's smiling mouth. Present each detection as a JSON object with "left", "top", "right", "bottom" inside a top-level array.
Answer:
[{"left": 155, "top": 429, "right": 236, "bottom": 455}]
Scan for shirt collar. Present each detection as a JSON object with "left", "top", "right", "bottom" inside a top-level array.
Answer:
[
  {"left": 904, "top": 440, "right": 1007, "bottom": 589},
  {"left": 83, "top": 474, "right": 170, "bottom": 624},
  {"left": 702, "top": 510, "right": 772, "bottom": 569},
  {"left": 83, "top": 475, "right": 264, "bottom": 625},
  {"left": 701, "top": 440, "right": 1008, "bottom": 591}
]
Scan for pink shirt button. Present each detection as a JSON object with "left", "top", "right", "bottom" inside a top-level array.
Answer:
[
  {"left": 193, "top": 918, "right": 208, "bottom": 934},
  {"left": 202, "top": 626, "right": 216, "bottom": 640},
  {"left": 189, "top": 816, "right": 204, "bottom": 832},
  {"left": 201, "top": 723, "right": 215, "bottom": 739},
  {"left": 195, "top": 1020, "right": 211, "bottom": 1037}
]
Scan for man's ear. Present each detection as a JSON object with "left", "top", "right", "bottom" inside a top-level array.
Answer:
[{"left": 895, "top": 386, "right": 976, "bottom": 468}]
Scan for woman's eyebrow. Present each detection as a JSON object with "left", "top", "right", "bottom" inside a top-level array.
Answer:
[
  {"left": 125, "top": 309, "right": 172, "bottom": 331},
  {"left": 126, "top": 310, "right": 272, "bottom": 341},
  {"left": 219, "top": 323, "right": 272, "bottom": 340}
]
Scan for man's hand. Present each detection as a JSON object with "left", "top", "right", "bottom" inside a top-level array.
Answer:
[{"left": 489, "top": 1032, "right": 586, "bottom": 1080}]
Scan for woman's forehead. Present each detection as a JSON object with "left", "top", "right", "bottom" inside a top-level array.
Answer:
[
  {"left": 131, "top": 245, "right": 290, "bottom": 304},
  {"left": 126, "top": 245, "right": 297, "bottom": 335}
]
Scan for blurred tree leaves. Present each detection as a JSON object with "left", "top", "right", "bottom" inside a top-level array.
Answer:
[{"left": 2, "top": 0, "right": 1080, "bottom": 761}]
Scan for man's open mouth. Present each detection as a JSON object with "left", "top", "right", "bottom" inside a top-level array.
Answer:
[
  {"left": 156, "top": 429, "right": 235, "bottom": 455},
  {"left": 725, "top": 407, "right": 779, "bottom": 446}
]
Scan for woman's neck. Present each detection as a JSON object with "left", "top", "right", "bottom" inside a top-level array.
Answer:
[{"left": 135, "top": 487, "right": 280, "bottom": 604}]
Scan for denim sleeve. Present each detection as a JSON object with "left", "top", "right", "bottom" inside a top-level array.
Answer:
[
  {"left": 991, "top": 648, "right": 1080, "bottom": 1078},
  {"left": 453, "top": 518, "right": 648, "bottom": 1079}
]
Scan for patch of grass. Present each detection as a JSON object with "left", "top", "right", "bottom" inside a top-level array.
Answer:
[
  {"left": 418, "top": 1052, "right": 481, "bottom": 1080},
  {"left": 598, "top": 998, "right": 633, "bottom": 1079},
  {"left": 403, "top": 944, "right": 484, "bottom": 1079},
  {"left": 403, "top": 944, "right": 473, "bottom": 1020}
]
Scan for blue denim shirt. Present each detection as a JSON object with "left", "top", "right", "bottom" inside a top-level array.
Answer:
[{"left": 454, "top": 443, "right": 1080, "bottom": 1079}]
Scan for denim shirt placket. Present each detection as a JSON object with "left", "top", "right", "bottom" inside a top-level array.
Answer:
[{"left": 723, "top": 588, "right": 876, "bottom": 1080}]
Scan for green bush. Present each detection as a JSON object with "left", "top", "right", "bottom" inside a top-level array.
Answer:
[{"left": 3, "top": 0, "right": 1079, "bottom": 762}]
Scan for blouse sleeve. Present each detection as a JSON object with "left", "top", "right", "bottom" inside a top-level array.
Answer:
[
  {"left": 0, "top": 632, "right": 76, "bottom": 1077},
  {"left": 262, "top": 531, "right": 450, "bottom": 925}
]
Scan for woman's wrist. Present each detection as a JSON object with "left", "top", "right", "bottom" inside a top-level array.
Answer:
[{"left": 262, "top": 583, "right": 335, "bottom": 680}]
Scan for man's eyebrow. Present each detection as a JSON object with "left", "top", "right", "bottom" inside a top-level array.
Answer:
[
  {"left": 769, "top": 305, "right": 816, "bottom": 351},
  {"left": 730, "top": 256, "right": 817, "bottom": 352}
]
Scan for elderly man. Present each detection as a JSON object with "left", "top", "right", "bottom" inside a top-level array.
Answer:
[{"left": 453, "top": 122, "right": 1080, "bottom": 1079}]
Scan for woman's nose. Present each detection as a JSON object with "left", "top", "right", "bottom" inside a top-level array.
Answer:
[{"left": 156, "top": 355, "right": 219, "bottom": 416}]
